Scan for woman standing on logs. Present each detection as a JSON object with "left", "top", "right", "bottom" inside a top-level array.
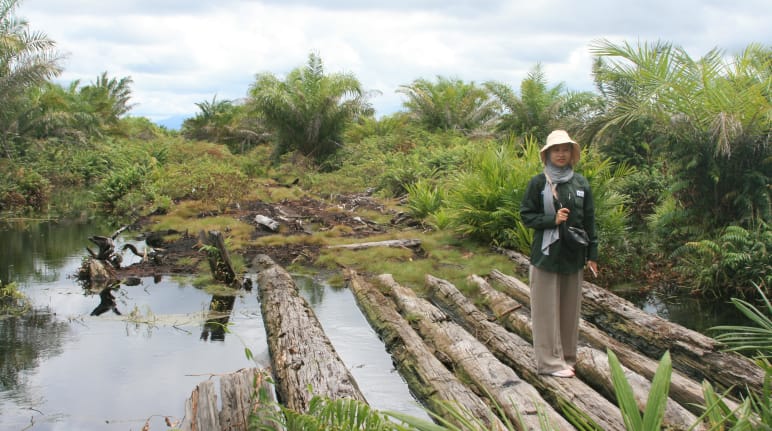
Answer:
[{"left": 519, "top": 130, "right": 599, "bottom": 378}]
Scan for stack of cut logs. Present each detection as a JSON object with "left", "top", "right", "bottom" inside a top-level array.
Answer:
[{"left": 180, "top": 246, "right": 764, "bottom": 431}]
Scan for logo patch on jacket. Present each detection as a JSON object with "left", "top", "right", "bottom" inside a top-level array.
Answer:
[{"left": 576, "top": 189, "right": 585, "bottom": 197}]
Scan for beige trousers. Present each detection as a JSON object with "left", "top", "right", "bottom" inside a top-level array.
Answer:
[{"left": 529, "top": 265, "right": 583, "bottom": 374}]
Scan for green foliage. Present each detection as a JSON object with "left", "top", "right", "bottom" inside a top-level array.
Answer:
[
  {"left": 608, "top": 349, "right": 671, "bottom": 431},
  {"left": 249, "top": 52, "right": 374, "bottom": 162},
  {"left": 485, "top": 64, "right": 602, "bottom": 142},
  {"left": 155, "top": 156, "right": 250, "bottom": 212},
  {"left": 405, "top": 179, "right": 445, "bottom": 219},
  {"left": 398, "top": 76, "right": 500, "bottom": 135},
  {"left": 260, "top": 396, "right": 411, "bottom": 431},
  {"left": 181, "top": 95, "right": 269, "bottom": 154},
  {"left": 0, "top": 0, "right": 64, "bottom": 158},
  {"left": 0, "top": 280, "right": 30, "bottom": 316},
  {"left": 344, "top": 113, "right": 411, "bottom": 143},
  {"left": 700, "top": 287, "right": 772, "bottom": 429},
  {"left": 711, "top": 283, "right": 772, "bottom": 359},
  {"left": 590, "top": 40, "right": 772, "bottom": 230},
  {"left": 0, "top": 165, "right": 50, "bottom": 212},
  {"left": 442, "top": 138, "right": 541, "bottom": 253},
  {"left": 670, "top": 224, "right": 772, "bottom": 298},
  {"left": 612, "top": 166, "right": 667, "bottom": 228}
]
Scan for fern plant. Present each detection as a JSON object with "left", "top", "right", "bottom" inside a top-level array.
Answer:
[{"left": 670, "top": 223, "right": 771, "bottom": 298}]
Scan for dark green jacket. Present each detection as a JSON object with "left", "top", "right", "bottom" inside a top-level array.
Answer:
[{"left": 520, "top": 172, "right": 598, "bottom": 274}]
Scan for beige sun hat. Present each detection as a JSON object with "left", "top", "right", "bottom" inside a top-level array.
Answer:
[{"left": 540, "top": 129, "right": 581, "bottom": 166}]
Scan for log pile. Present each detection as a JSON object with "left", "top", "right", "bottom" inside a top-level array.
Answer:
[{"left": 182, "top": 248, "right": 764, "bottom": 430}]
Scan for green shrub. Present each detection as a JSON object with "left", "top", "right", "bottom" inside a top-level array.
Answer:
[
  {"left": 155, "top": 157, "right": 250, "bottom": 212},
  {"left": 405, "top": 178, "right": 445, "bottom": 219},
  {"left": 670, "top": 223, "right": 772, "bottom": 299},
  {"left": 0, "top": 167, "right": 51, "bottom": 212}
]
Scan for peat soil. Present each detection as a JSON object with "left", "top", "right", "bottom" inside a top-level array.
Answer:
[{"left": 113, "top": 191, "right": 409, "bottom": 279}]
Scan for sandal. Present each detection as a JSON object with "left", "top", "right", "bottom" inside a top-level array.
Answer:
[{"left": 549, "top": 369, "right": 575, "bottom": 378}]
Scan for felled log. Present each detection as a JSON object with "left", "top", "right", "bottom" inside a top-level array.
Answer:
[
  {"left": 426, "top": 274, "right": 629, "bottom": 431},
  {"left": 178, "top": 368, "right": 275, "bottom": 431},
  {"left": 488, "top": 268, "right": 763, "bottom": 399},
  {"left": 345, "top": 269, "right": 507, "bottom": 430},
  {"left": 255, "top": 254, "right": 366, "bottom": 413},
  {"left": 377, "top": 274, "right": 574, "bottom": 430},
  {"left": 201, "top": 230, "right": 237, "bottom": 285},
  {"left": 326, "top": 239, "right": 421, "bottom": 250},
  {"left": 464, "top": 275, "right": 702, "bottom": 430},
  {"left": 476, "top": 276, "right": 732, "bottom": 417}
]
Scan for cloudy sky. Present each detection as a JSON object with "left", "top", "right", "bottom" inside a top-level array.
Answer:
[{"left": 16, "top": 0, "right": 771, "bottom": 128}]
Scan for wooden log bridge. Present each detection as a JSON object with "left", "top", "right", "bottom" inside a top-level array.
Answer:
[
  {"left": 179, "top": 249, "right": 764, "bottom": 430},
  {"left": 254, "top": 254, "right": 367, "bottom": 412}
]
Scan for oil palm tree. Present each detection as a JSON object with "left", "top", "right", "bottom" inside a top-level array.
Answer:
[
  {"left": 249, "top": 52, "right": 375, "bottom": 162},
  {"left": 485, "top": 64, "right": 602, "bottom": 143},
  {"left": 589, "top": 39, "right": 771, "bottom": 228},
  {"left": 397, "top": 76, "right": 500, "bottom": 135},
  {"left": 0, "top": 0, "right": 64, "bottom": 158}
]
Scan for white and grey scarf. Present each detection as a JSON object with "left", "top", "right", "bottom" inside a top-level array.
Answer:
[{"left": 540, "top": 161, "right": 574, "bottom": 255}]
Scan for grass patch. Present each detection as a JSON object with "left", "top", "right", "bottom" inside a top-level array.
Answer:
[
  {"left": 151, "top": 209, "right": 254, "bottom": 251},
  {"left": 314, "top": 230, "right": 518, "bottom": 297}
]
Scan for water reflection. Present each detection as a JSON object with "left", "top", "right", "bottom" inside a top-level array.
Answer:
[
  {"left": 200, "top": 295, "right": 237, "bottom": 341},
  {"left": 0, "top": 310, "right": 70, "bottom": 405},
  {"left": 0, "top": 218, "right": 113, "bottom": 285},
  {"left": 613, "top": 287, "right": 752, "bottom": 334},
  {"left": 90, "top": 286, "right": 123, "bottom": 316},
  {"left": 0, "top": 220, "right": 428, "bottom": 429}
]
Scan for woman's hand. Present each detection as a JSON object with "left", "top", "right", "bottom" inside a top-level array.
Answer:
[
  {"left": 555, "top": 207, "right": 570, "bottom": 225},
  {"left": 587, "top": 260, "right": 598, "bottom": 278}
]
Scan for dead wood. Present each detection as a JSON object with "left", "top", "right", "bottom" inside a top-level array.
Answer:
[
  {"left": 201, "top": 230, "right": 237, "bottom": 285},
  {"left": 426, "top": 274, "right": 630, "bottom": 431},
  {"left": 489, "top": 268, "right": 759, "bottom": 403},
  {"left": 345, "top": 269, "right": 507, "bottom": 430},
  {"left": 465, "top": 275, "right": 703, "bottom": 430},
  {"left": 476, "top": 275, "right": 730, "bottom": 417},
  {"left": 179, "top": 368, "right": 275, "bottom": 431},
  {"left": 326, "top": 239, "right": 422, "bottom": 250},
  {"left": 254, "top": 215, "right": 280, "bottom": 231},
  {"left": 255, "top": 254, "right": 366, "bottom": 413},
  {"left": 377, "top": 273, "right": 574, "bottom": 431}
]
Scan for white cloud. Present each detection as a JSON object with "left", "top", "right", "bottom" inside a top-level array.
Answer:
[{"left": 15, "top": 0, "right": 771, "bottom": 126}]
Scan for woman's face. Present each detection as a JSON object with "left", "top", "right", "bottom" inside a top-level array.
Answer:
[{"left": 549, "top": 143, "right": 573, "bottom": 168}]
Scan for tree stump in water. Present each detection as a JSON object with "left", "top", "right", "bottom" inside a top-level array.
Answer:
[
  {"left": 201, "top": 230, "right": 237, "bottom": 285},
  {"left": 178, "top": 368, "right": 275, "bottom": 431},
  {"left": 254, "top": 254, "right": 366, "bottom": 413}
]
